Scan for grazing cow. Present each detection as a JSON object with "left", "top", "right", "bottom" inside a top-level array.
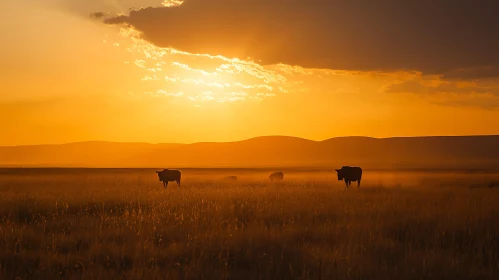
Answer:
[
  {"left": 156, "top": 169, "right": 181, "bottom": 188},
  {"left": 335, "top": 166, "right": 362, "bottom": 188},
  {"left": 223, "top": 176, "right": 238, "bottom": 181},
  {"left": 489, "top": 181, "right": 499, "bottom": 188},
  {"left": 269, "top": 172, "right": 284, "bottom": 181}
]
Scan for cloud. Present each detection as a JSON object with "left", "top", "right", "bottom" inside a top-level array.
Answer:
[
  {"left": 161, "top": 0, "right": 184, "bottom": 7},
  {"left": 385, "top": 80, "right": 499, "bottom": 96},
  {"left": 111, "top": 27, "right": 303, "bottom": 102},
  {"left": 433, "top": 93, "right": 499, "bottom": 110},
  {"left": 442, "top": 67, "right": 499, "bottom": 81},
  {"left": 89, "top": 12, "right": 105, "bottom": 19},
  {"left": 103, "top": 15, "right": 129, "bottom": 25},
  {"left": 60, "top": 0, "right": 167, "bottom": 17},
  {"left": 156, "top": 90, "right": 184, "bottom": 97},
  {"left": 100, "top": 0, "right": 499, "bottom": 77},
  {"left": 385, "top": 77, "right": 499, "bottom": 109}
]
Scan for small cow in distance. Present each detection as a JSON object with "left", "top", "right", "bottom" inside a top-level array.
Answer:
[
  {"left": 269, "top": 172, "right": 284, "bottom": 181},
  {"left": 223, "top": 176, "right": 238, "bottom": 181},
  {"left": 156, "top": 169, "right": 181, "bottom": 188},
  {"left": 335, "top": 166, "right": 362, "bottom": 188}
]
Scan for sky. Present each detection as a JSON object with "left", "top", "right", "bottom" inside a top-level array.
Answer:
[{"left": 1, "top": 0, "right": 499, "bottom": 145}]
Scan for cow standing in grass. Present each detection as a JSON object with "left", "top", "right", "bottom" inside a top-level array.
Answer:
[
  {"left": 156, "top": 169, "right": 181, "bottom": 188},
  {"left": 224, "top": 176, "right": 238, "bottom": 181},
  {"left": 335, "top": 166, "right": 362, "bottom": 188},
  {"left": 269, "top": 172, "right": 284, "bottom": 181}
]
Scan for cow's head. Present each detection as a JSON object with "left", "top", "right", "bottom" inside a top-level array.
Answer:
[
  {"left": 335, "top": 169, "right": 344, "bottom": 180},
  {"left": 156, "top": 170, "right": 162, "bottom": 181}
]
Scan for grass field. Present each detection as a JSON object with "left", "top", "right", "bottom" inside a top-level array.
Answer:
[{"left": 0, "top": 168, "right": 498, "bottom": 279}]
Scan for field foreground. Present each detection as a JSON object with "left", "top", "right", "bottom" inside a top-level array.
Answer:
[{"left": 0, "top": 169, "right": 498, "bottom": 279}]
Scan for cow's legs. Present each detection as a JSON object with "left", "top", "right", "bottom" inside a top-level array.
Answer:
[
  {"left": 164, "top": 182, "right": 168, "bottom": 188},
  {"left": 344, "top": 180, "right": 349, "bottom": 188},
  {"left": 357, "top": 179, "right": 361, "bottom": 188},
  {"left": 176, "top": 179, "right": 180, "bottom": 187}
]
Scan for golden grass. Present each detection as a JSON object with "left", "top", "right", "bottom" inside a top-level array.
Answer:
[{"left": 0, "top": 169, "right": 498, "bottom": 279}]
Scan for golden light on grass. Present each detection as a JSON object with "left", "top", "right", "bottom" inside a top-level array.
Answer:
[{"left": 1, "top": 169, "right": 498, "bottom": 278}]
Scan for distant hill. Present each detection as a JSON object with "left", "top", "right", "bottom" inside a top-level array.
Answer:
[{"left": 1, "top": 136, "right": 499, "bottom": 169}]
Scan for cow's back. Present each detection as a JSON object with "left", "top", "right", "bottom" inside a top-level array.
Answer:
[
  {"left": 160, "top": 169, "right": 181, "bottom": 181},
  {"left": 342, "top": 166, "right": 362, "bottom": 180},
  {"left": 269, "top": 172, "right": 284, "bottom": 180}
]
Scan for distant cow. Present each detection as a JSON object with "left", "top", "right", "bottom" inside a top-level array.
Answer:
[
  {"left": 223, "top": 176, "right": 238, "bottom": 181},
  {"left": 489, "top": 182, "right": 499, "bottom": 188},
  {"left": 156, "top": 169, "right": 181, "bottom": 188},
  {"left": 269, "top": 172, "right": 284, "bottom": 181},
  {"left": 335, "top": 166, "right": 362, "bottom": 188}
]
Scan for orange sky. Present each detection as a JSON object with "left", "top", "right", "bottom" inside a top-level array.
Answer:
[{"left": 1, "top": 1, "right": 499, "bottom": 146}]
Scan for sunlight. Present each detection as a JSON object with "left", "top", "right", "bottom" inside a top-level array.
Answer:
[
  {"left": 113, "top": 27, "right": 289, "bottom": 106},
  {"left": 161, "top": 0, "right": 184, "bottom": 7}
]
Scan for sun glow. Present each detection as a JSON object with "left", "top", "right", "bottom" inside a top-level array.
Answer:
[
  {"left": 112, "top": 27, "right": 296, "bottom": 105},
  {"left": 162, "top": 0, "right": 184, "bottom": 7}
]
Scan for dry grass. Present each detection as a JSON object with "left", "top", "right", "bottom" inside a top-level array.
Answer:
[{"left": 0, "top": 169, "right": 498, "bottom": 279}]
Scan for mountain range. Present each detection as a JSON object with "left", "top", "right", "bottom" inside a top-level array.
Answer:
[{"left": 1, "top": 135, "right": 498, "bottom": 170}]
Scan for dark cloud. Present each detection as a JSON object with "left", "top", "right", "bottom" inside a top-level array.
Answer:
[
  {"left": 385, "top": 80, "right": 499, "bottom": 96},
  {"left": 101, "top": 0, "right": 499, "bottom": 77},
  {"left": 433, "top": 96, "right": 499, "bottom": 110},
  {"left": 386, "top": 79, "right": 499, "bottom": 109},
  {"left": 385, "top": 81, "right": 435, "bottom": 95},
  {"left": 103, "top": 15, "right": 127, "bottom": 24},
  {"left": 442, "top": 67, "right": 499, "bottom": 80},
  {"left": 89, "top": 12, "right": 105, "bottom": 19}
]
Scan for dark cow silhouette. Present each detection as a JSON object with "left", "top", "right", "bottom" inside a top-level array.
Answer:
[
  {"left": 156, "top": 169, "right": 181, "bottom": 188},
  {"left": 223, "top": 176, "right": 238, "bottom": 181},
  {"left": 269, "top": 172, "right": 284, "bottom": 181},
  {"left": 335, "top": 166, "right": 362, "bottom": 188}
]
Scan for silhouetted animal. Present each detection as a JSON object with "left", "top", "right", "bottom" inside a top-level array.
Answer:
[
  {"left": 156, "top": 169, "right": 181, "bottom": 188},
  {"left": 489, "top": 182, "right": 499, "bottom": 188},
  {"left": 223, "top": 176, "right": 238, "bottom": 181},
  {"left": 269, "top": 172, "right": 284, "bottom": 181},
  {"left": 335, "top": 166, "right": 362, "bottom": 188}
]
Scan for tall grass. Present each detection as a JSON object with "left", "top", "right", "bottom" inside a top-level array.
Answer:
[{"left": 0, "top": 169, "right": 498, "bottom": 279}]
